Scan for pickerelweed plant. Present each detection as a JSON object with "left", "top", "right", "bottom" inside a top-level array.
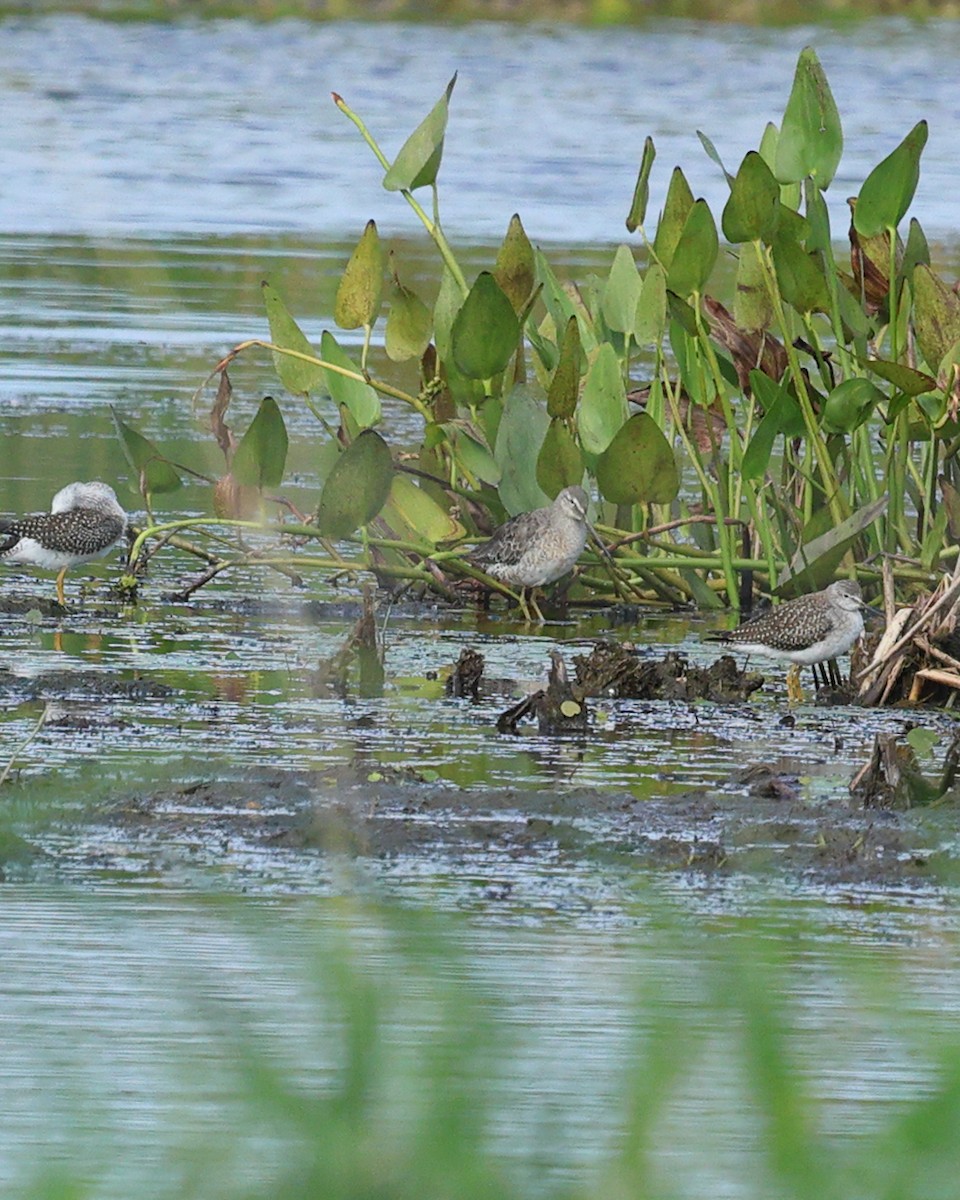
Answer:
[{"left": 124, "top": 47, "right": 960, "bottom": 611}]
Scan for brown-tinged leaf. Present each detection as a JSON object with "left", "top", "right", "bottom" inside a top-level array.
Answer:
[
  {"left": 210, "top": 370, "right": 236, "bottom": 461},
  {"left": 703, "top": 294, "right": 788, "bottom": 392},
  {"left": 848, "top": 197, "right": 903, "bottom": 315},
  {"left": 213, "top": 472, "right": 261, "bottom": 519}
]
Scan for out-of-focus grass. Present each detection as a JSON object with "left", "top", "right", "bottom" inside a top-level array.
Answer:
[
  {"left": 3, "top": 0, "right": 959, "bottom": 24},
  {"left": 9, "top": 894, "right": 960, "bottom": 1200}
]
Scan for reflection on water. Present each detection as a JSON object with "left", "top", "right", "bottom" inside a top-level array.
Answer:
[{"left": 1, "top": 16, "right": 959, "bottom": 242}]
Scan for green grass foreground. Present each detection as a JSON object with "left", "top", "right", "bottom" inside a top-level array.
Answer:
[
  {"left": 10, "top": 893, "right": 960, "bottom": 1200},
  {"left": 4, "top": 0, "right": 960, "bottom": 24}
]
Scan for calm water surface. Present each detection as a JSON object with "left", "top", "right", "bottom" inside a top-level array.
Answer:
[{"left": 2, "top": 14, "right": 960, "bottom": 1194}]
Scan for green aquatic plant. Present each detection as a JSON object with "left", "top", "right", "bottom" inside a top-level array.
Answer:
[{"left": 124, "top": 47, "right": 960, "bottom": 612}]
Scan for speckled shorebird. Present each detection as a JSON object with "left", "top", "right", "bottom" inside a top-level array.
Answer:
[
  {"left": 0, "top": 481, "right": 128, "bottom": 606},
  {"left": 707, "top": 579, "right": 868, "bottom": 701},
  {"left": 467, "top": 485, "right": 589, "bottom": 621}
]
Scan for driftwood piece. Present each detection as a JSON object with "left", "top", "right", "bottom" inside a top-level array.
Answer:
[
  {"left": 573, "top": 641, "right": 763, "bottom": 703},
  {"left": 497, "top": 650, "right": 588, "bottom": 736},
  {"left": 445, "top": 648, "right": 485, "bottom": 699}
]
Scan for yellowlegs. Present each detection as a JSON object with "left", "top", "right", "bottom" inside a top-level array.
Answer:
[
  {"left": 0, "top": 482, "right": 128, "bottom": 606},
  {"left": 467, "top": 485, "right": 589, "bottom": 621},
  {"left": 707, "top": 579, "right": 868, "bottom": 700}
]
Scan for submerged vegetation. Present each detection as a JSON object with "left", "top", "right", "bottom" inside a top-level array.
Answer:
[{"left": 120, "top": 48, "right": 960, "bottom": 619}]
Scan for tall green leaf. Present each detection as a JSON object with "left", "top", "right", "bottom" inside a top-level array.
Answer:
[
  {"left": 262, "top": 281, "right": 324, "bottom": 395},
  {"left": 771, "top": 237, "right": 830, "bottom": 314},
  {"left": 601, "top": 244, "right": 642, "bottom": 335},
  {"left": 547, "top": 316, "right": 583, "bottom": 419},
  {"left": 652, "top": 167, "right": 694, "bottom": 270},
  {"left": 383, "top": 74, "right": 457, "bottom": 192},
  {"left": 451, "top": 272, "right": 519, "bottom": 379},
  {"left": 854, "top": 121, "right": 928, "bottom": 237},
  {"left": 230, "top": 396, "right": 289, "bottom": 489},
  {"left": 494, "top": 386, "right": 551, "bottom": 515},
  {"left": 775, "top": 47, "right": 842, "bottom": 189},
  {"left": 577, "top": 343, "right": 629, "bottom": 456},
  {"left": 334, "top": 220, "right": 384, "bottom": 330},
  {"left": 112, "top": 410, "right": 182, "bottom": 496},
  {"left": 635, "top": 262, "right": 668, "bottom": 345},
  {"left": 913, "top": 265, "right": 960, "bottom": 375},
  {"left": 316, "top": 430, "right": 394, "bottom": 538},
  {"left": 320, "top": 331, "right": 381, "bottom": 428},
  {"left": 666, "top": 200, "right": 718, "bottom": 297}
]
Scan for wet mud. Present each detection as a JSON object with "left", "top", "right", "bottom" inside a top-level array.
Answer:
[{"left": 80, "top": 759, "right": 952, "bottom": 892}]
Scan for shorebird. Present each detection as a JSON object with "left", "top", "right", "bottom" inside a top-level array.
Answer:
[
  {"left": 0, "top": 481, "right": 128, "bottom": 606},
  {"left": 466, "top": 485, "right": 589, "bottom": 621},
  {"left": 706, "top": 579, "right": 868, "bottom": 701}
]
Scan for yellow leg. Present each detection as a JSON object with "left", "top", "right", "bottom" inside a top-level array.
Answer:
[
  {"left": 55, "top": 567, "right": 68, "bottom": 607},
  {"left": 786, "top": 663, "right": 804, "bottom": 703},
  {"left": 529, "top": 590, "right": 545, "bottom": 623}
]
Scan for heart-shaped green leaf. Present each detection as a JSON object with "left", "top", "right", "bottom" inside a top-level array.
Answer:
[
  {"left": 536, "top": 419, "right": 583, "bottom": 497},
  {"left": 653, "top": 166, "right": 694, "bottom": 270},
  {"left": 635, "top": 262, "right": 668, "bottom": 345},
  {"left": 316, "top": 429, "right": 394, "bottom": 538},
  {"left": 494, "top": 214, "right": 535, "bottom": 314},
  {"left": 547, "top": 315, "right": 583, "bottom": 419},
  {"left": 667, "top": 200, "right": 718, "bottom": 297},
  {"left": 595, "top": 412, "right": 678, "bottom": 505},
  {"left": 494, "top": 386, "right": 551, "bottom": 514},
  {"left": 722, "top": 151, "right": 780, "bottom": 244},
  {"left": 385, "top": 271, "right": 432, "bottom": 363},
  {"left": 601, "top": 244, "right": 642, "bottom": 335}
]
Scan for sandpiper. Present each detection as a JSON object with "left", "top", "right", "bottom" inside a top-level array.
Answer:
[
  {"left": 706, "top": 579, "right": 868, "bottom": 700},
  {"left": 466, "top": 485, "right": 589, "bottom": 621},
  {"left": 0, "top": 481, "right": 128, "bottom": 606}
]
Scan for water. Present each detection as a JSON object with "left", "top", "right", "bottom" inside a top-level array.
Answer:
[{"left": 2, "top": 13, "right": 960, "bottom": 1195}]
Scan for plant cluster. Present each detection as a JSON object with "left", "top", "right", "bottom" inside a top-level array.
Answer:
[{"left": 122, "top": 48, "right": 960, "bottom": 612}]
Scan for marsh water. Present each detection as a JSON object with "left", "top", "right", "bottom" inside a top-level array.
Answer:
[{"left": 3, "top": 12, "right": 960, "bottom": 1195}]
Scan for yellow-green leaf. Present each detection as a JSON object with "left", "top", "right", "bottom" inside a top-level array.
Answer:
[
  {"left": 334, "top": 220, "right": 384, "bottom": 330},
  {"left": 775, "top": 47, "right": 843, "bottom": 189}
]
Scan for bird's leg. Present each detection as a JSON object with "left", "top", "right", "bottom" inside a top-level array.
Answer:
[
  {"left": 528, "top": 589, "right": 546, "bottom": 624},
  {"left": 55, "top": 567, "right": 68, "bottom": 607},
  {"left": 786, "top": 663, "right": 804, "bottom": 703},
  {"left": 812, "top": 662, "right": 828, "bottom": 690},
  {"left": 828, "top": 658, "right": 843, "bottom": 689}
]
